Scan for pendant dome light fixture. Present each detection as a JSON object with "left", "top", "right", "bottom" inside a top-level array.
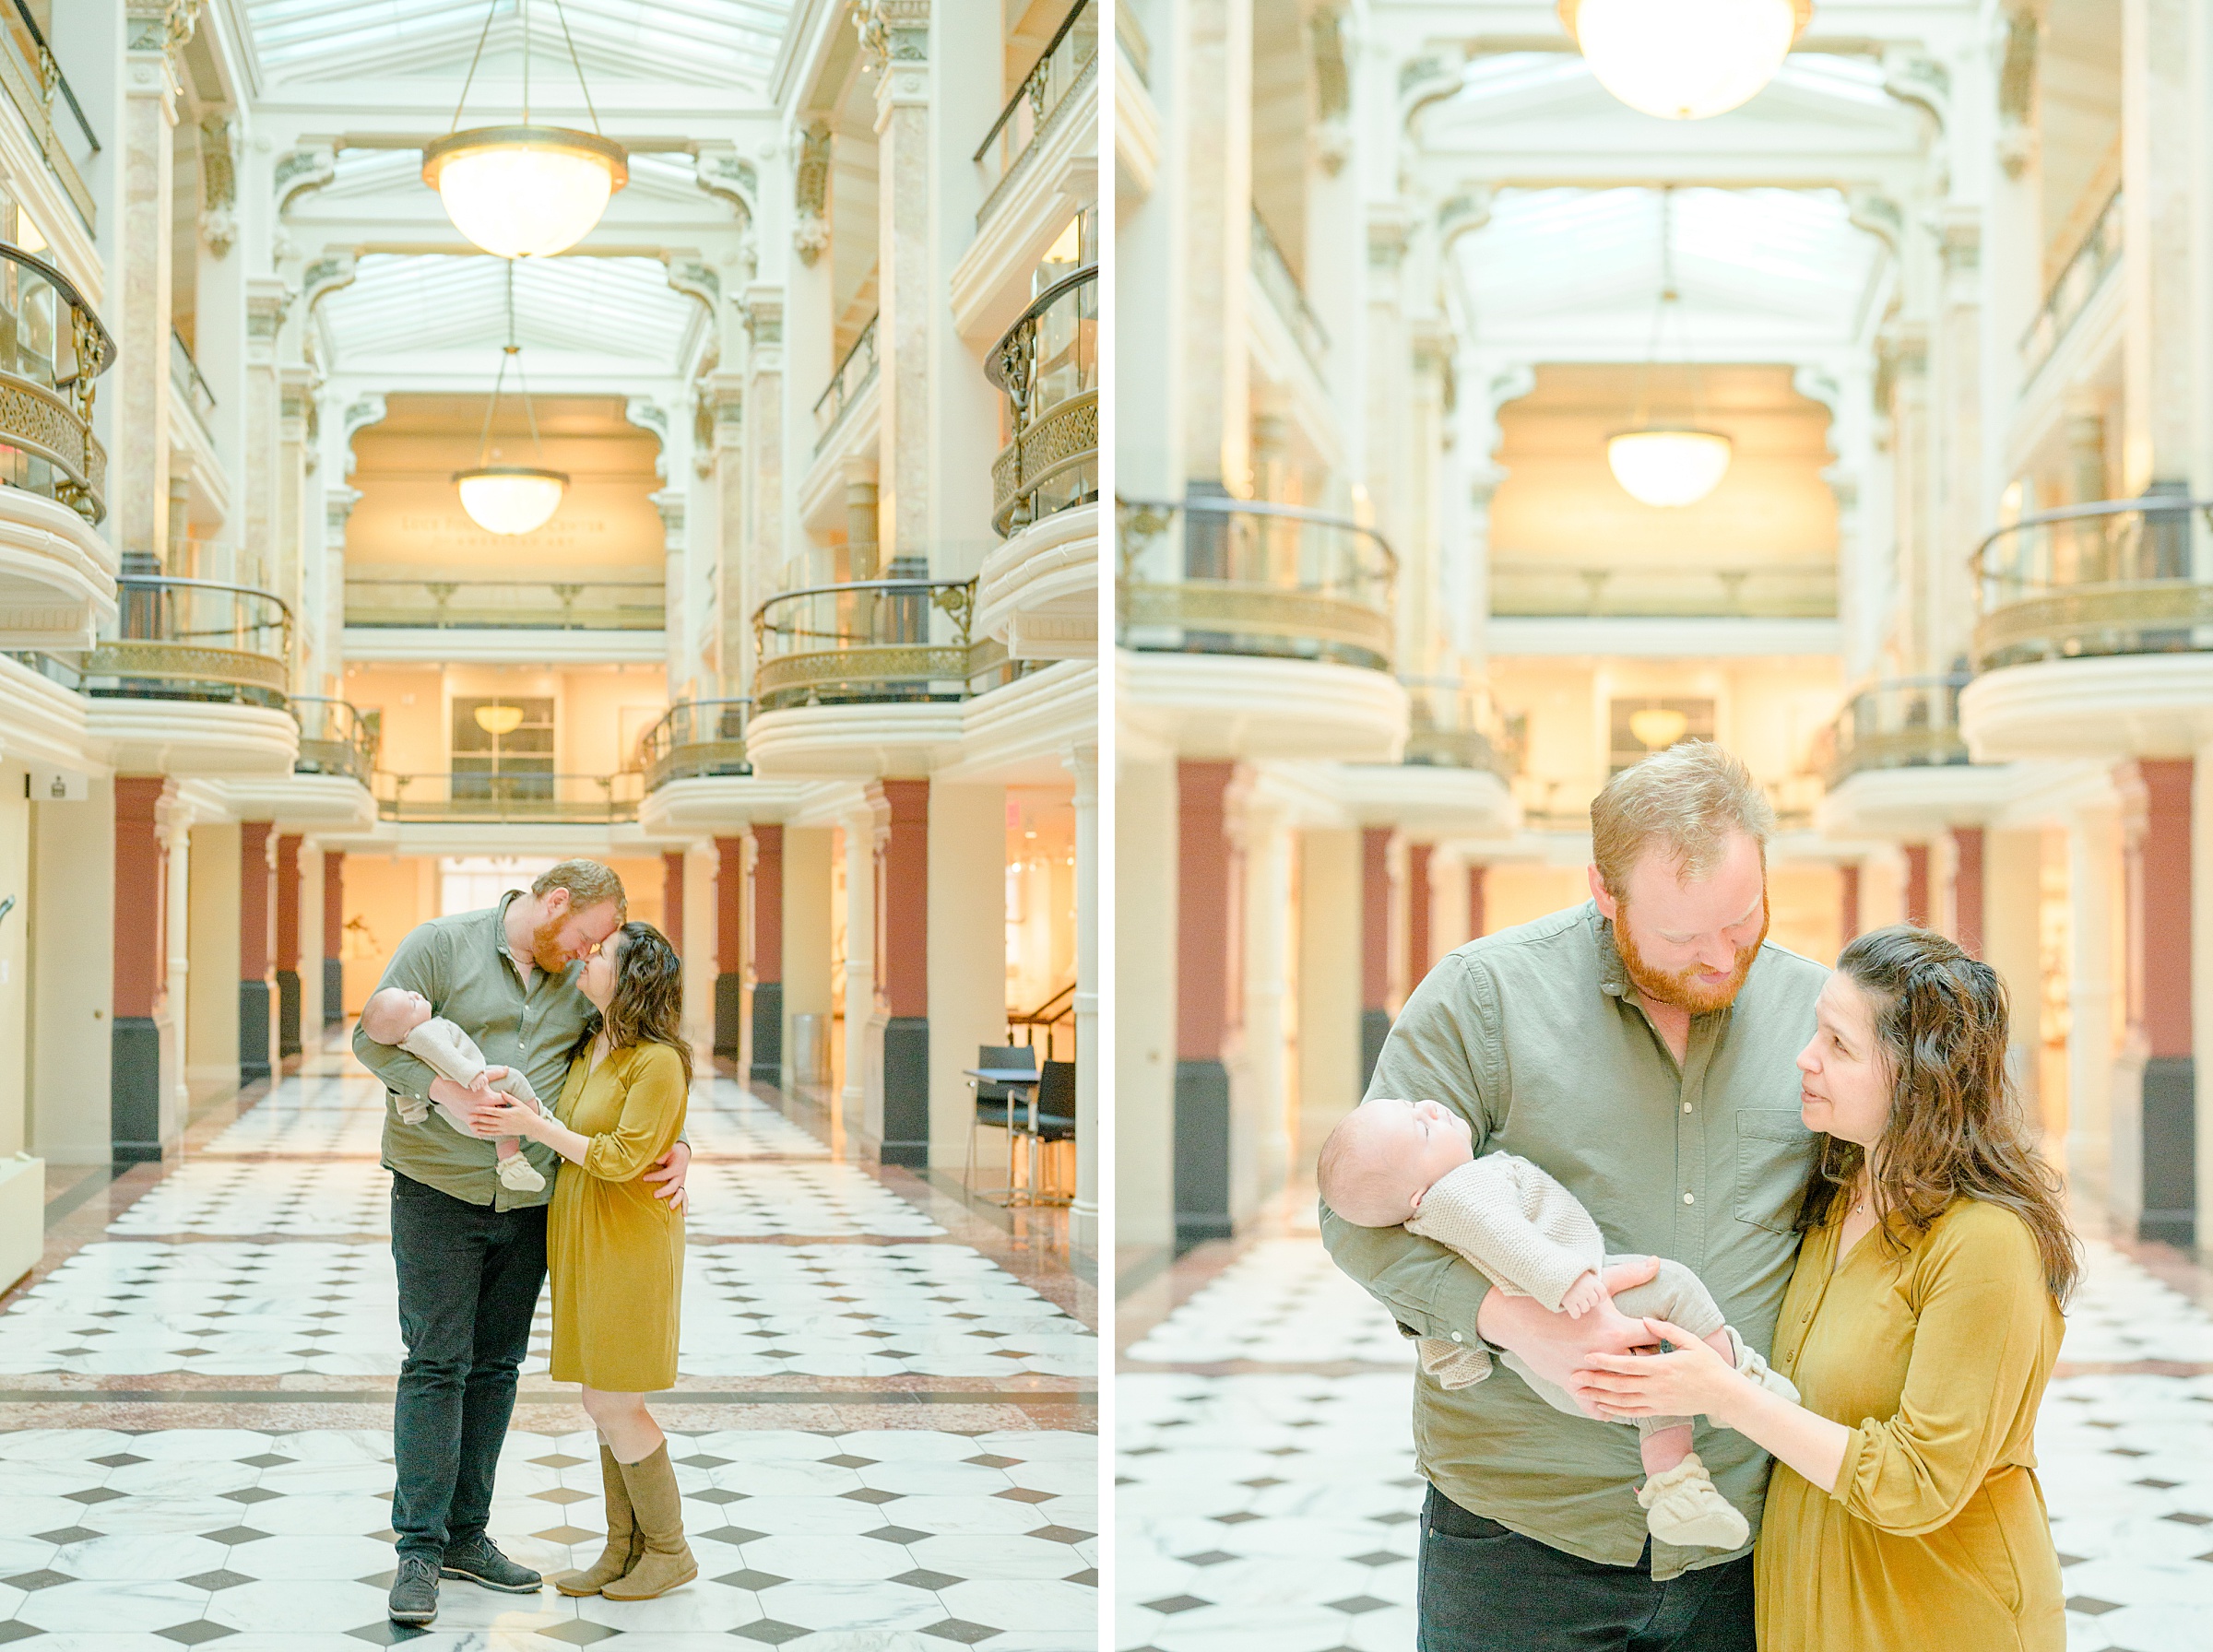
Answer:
[
  {"left": 455, "top": 262, "right": 568, "bottom": 537},
  {"left": 1559, "top": 0, "right": 1812, "bottom": 122},
  {"left": 1607, "top": 188, "right": 1733, "bottom": 509},
  {"left": 424, "top": 0, "right": 628, "bottom": 259}
]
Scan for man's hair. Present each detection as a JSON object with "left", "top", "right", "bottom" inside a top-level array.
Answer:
[
  {"left": 1590, "top": 740, "right": 1774, "bottom": 900},
  {"left": 1317, "top": 1104, "right": 1420, "bottom": 1228},
  {"left": 531, "top": 858, "right": 627, "bottom": 918}
]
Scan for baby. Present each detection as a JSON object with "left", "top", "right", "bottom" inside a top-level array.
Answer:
[
  {"left": 1320, "top": 1096, "right": 1799, "bottom": 1551},
  {"left": 359, "top": 986, "right": 547, "bottom": 1193}
]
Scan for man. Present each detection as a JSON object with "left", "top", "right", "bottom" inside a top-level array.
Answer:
[
  {"left": 352, "top": 859, "right": 693, "bottom": 1627},
  {"left": 1323, "top": 743, "right": 1824, "bottom": 1651}
]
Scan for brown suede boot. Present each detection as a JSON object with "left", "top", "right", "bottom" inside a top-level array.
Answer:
[
  {"left": 551, "top": 1444, "right": 641, "bottom": 1597},
  {"left": 599, "top": 1444, "right": 697, "bottom": 1600}
]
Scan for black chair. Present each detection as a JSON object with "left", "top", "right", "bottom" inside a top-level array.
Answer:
[
  {"left": 1009, "top": 1059, "right": 1076, "bottom": 1204},
  {"left": 964, "top": 1044, "right": 1039, "bottom": 1194}
]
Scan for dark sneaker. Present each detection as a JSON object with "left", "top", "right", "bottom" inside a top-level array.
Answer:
[
  {"left": 441, "top": 1533, "right": 543, "bottom": 1594},
  {"left": 388, "top": 1552, "right": 439, "bottom": 1624}
]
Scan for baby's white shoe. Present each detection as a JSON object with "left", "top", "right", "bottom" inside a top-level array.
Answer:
[
  {"left": 1637, "top": 1452, "right": 1749, "bottom": 1550},
  {"left": 495, "top": 1151, "right": 546, "bottom": 1193},
  {"left": 1722, "top": 1325, "right": 1801, "bottom": 1404}
]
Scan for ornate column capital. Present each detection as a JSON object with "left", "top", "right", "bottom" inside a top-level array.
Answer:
[{"left": 793, "top": 118, "right": 832, "bottom": 266}]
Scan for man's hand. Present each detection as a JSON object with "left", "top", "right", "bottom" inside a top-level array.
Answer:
[
  {"left": 428, "top": 1072, "right": 506, "bottom": 1138},
  {"left": 1475, "top": 1255, "right": 1662, "bottom": 1417},
  {"left": 644, "top": 1139, "right": 691, "bottom": 1213},
  {"left": 1557, "top": 1269, "right": 1608, "bottom": 1320}
]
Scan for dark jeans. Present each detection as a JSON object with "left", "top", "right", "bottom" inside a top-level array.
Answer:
[
  {"left": 389, "top": 1172, "right": 548, "bottom": 1560},
  {"left": 1417, "top": 1485, "right": 1756, "bottom": 1652}
]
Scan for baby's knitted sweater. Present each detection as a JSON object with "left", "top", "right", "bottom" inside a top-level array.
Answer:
[
  {"left": 393, "top": 1017, "right": 539, "bottom": 1120},
  {"left": 1404, "top": 1152, "right": 1607, "bottom": 1388}
]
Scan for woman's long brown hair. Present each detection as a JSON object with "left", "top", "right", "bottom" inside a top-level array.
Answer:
[
  {"left": 1796, "top": 925, "right": 2079, "bottom": 1304},
  {"left": 571, "top": 921, "right": 692, "bottom": 1087}
]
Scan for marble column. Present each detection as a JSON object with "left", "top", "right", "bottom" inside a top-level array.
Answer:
[
  {"left": 117, "top": 0, "right": 192, "bottom": 567},
  {"left": 743, "top": 290, "right": 785, "bottom": 618},
  {"left": 660, "top": 852, "right": 685, "bottom": 954},
  {"left": 1063, "top": 741, "right": 1098, "bottom": 1248},
  {"left": 2123, "top": 760, "right": 2195, "bottom": 1244},
  {"left": 321, "top": 849, "right": 345, "bottom": 1027},
  {"left": 714, "top": 836, "right": 745, "bottom": 1060},
  {"left": 706, "top": 373, "right": 748, "bottom": 696},
  {"left": 842, "top": 803, "right": 881, "bottom": 1149},
  {"left": 876, "top": 780, "right": 930, "bottom": 1167},
  {"left": 1949, "top": 825, "right": 1985, "bottom": 957},
  {"left": 2067, "top": 801, "right": 2120, "bottom": 1200},
  {"left": 1903, "top": 843, "right": 1932, "bottom": 926},
  {"left": 1234, "top": 785, "right": 1291, "bottom": 1219},
  {"left": 2119, "top": 0, "right": 2199, "bottom": 496},
  {"left": 1175, "top": 761, "right": 1236, "bottom": 1248},
  {"left": 238, "top": 821, "right": 273, "bottom": 1083},
  {"left": 1839, "top": 862, "right": 1862, "bottom": 947},
  {"left": 110, "top": 778, "right": 168, "bottom": 1162},
  {"left": 274, "top": 833, "right": 302, "bottom": 1059},
  {"left": 866, "top": 0, "right": 937, "bottom": 570},
  {"left": 751, "top": 823, "right": 784, "bottom": 1085},
  {"left": 1174, "top": 0, "right": 1251, "bottom": 495},
  {"left": 1405, "top": 841, "right": 1434, "bottom": 986},
  {"left": 1360, "top": 826, "right": 1393, "bottom": 1085},
  {"left": 1468, "top": 861, "right": 1488, "bottom": 940}
]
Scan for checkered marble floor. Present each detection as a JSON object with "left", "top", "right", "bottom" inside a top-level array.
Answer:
[
  {"left": 4, "top": 1048, "right": 1096, "bottom": 1648},
  {"left": 0, "top": 1425, "right": 1095, "bottom": 1648},
  {"left": 1118, "top": 1232, "right": 2213, "bottom": 1652}
]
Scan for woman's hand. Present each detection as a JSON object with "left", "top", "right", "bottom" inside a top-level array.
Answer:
[
  {"left": 473, "top": 1094, "right": 547, "bottom": 1140},
  {"left": 1575, "top": 1317, "right": 1745, "bottom": 1423}
]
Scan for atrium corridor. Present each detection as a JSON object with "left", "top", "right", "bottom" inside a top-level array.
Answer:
[
  {"left": 0, "top": 1035, "right": 1096, "bottom": 1649},
  {"left": 1117, "top": 1198, "right": 2213, "bottom": 1652}
]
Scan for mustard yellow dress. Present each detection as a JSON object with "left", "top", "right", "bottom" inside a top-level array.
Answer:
[
  {"left": 546, "top": 1041, "right": 688, "bottom": 1391},
  {"left": 1754, "top": 1197, "right": 2065, "bottom": 1651}
]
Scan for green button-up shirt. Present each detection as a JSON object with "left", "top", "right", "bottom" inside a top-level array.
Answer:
[
  {"left": 352, "top": 893, "right": 596, "bottom": 1210},
  {"left": 1320, "top": 901, "right": 1824, "bottom": 1579}
]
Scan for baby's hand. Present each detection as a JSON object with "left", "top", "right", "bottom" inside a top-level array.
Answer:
[{"left": 1558, "top": 1270, "right": 1608, "bottom": 1319}]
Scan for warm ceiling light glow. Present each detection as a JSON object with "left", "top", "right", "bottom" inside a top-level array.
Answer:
[
  {"left": 1630, "top": 706, "right": 1692, "bottom": 750},
  {"left": 1606, "top": 429, "right": 1733, "bottom": 507},
  {"left": 422, "top": 126, "right": 627, "bottom": 259},
  {"left": 1559, "top": 0, "right": 1810, "bottom": 121},
  {"left": 474, "top": 703, "right": 526, "bottom": 737},
  {"left": 455, "top": 466, "right": 567, "bottom": 536}
]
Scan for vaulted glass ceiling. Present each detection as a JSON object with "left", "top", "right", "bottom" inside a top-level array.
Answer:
[{"left": 242, "top": 0, "right": 796, "bottom": 92}]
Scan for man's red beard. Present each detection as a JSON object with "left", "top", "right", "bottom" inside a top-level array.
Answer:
[
  {"left": 529, "top": 915, "right": 573, "bottom": 974},
  {"left": 1613, "top": 893, "right": 1769, "bottom": 1014}
]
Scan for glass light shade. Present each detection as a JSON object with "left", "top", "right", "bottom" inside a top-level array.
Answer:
[
  {"left": 1561, "top": 0, "right": 1808, "bottom": 121},
  {"left": 1606, "top": 429, "right": 1733, "bottom": 507},
  {"left": 474, "top": 703, "right": 525, "bottom": 737},
  {"left": 455, "top": 466, "right": 567, "bottom": 536},
  {"left": 1629, "top": 706, "right": 1692, "bottom": 750},
  {"left": 422, "top": 126, "right": 628, "bottom": 258}
]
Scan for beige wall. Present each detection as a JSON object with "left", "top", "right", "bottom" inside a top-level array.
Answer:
[
  {"left": 185, "top": 821, "right": 242, "bottom": 1081},
  {"left": 0, "top": 772, "right": 28, "bottom": 1157},
  {"left": 784, "top": 827, "right": 835, "bottom": 1092},
  {"left": 341, "top": 854, "right": 435, "bottom": 1017},
  {"left": 342, "top": 663, "right": 669, "bottom": 779},
  {"left": 1117, "top": 749, "right": 1178, "bottom": 1257},
  {"left": 29, "top": 779, "right": 112, "bottom": 1163},
  {"left": 928, "top": 783, "right": 1009, "bottom": 1171},
  {"left": 1484, "top": 865, "right": 1590, "bottom": 935},
  {"left": 1983, "top": 826, "right": 2047, "bottom": 1128}
]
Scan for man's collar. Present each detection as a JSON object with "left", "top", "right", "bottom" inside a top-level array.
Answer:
[{"left": 1590, "top": 903, "right": 1631, "bottom": 999}]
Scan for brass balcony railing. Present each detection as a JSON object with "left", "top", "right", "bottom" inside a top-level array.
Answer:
[
  {"left": 291, "top": 697, "right": 378, "bottom": 785},
  {"left": 2020, "top": 186, "right": 2121, "bottom": 380},
  {"left": 343, "top": 575, "right": 665, "bottom": 631},
  {"left": 987, "top": 265, "right": 1097, "bottom": 537},
  {"left": 375, "top": 771, "right": 643, "bottom": 825},
  {"left": 975, "top": 0, "right": 1097, "bottom": 225},
  {"left": 1250, "top": 206, "right": 1328, "bottom": 370},
  {"left": 82, "top": 576, "right": 291, "bottom": 708},
  {"left": 1972, "top": 494, "right": 2213, "bottom": 669},
  {"left": 171, "top": 328, "right": 216, "bottom": 420},
  {"left": 1489, "top": 560, "right": 1838, "bottom": 620},
  {"left": 812, "top": 314, "right": 878, "bottom": 454},
  {"left": 1401, "top": 677, "right": 1521, "bottom": 779},
  {"left": 1, "top": 1, "right": 98, "bottom": 231},
  {"left": 1815, "top": 676, "right": 1971, "bottom": 790},
  {"left": 1118, "top": 495, "right": 1396, "bottom": 671},
  {"left": 754, "top": 577, "right": 1008, "bottom": 712},
  {"left": 0, "top": 240, "right": 113, "bottom": 523},
  {"left": 637, "top": 698, "right": 751, "bottom": 790}
]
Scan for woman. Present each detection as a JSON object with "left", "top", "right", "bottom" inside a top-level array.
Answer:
[
  {"left": 1576, "top": 925, "right": 2077, "bottom": 1651},
  {"left": 478, "top": 920, "right": 694, "bottom": 1602}
]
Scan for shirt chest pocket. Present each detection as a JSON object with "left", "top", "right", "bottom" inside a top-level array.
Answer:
[{"left": 1734, "top": 1110, "right": 1814, "bottom": 1233}]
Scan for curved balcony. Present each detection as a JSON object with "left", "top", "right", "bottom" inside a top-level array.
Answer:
[
  {"left": 1402, "top": 678, "right": 1521, "bottom": 779},
  {"left": 638, "top": 698, "right": 751, "bottom": 790},
  {"left": 1816, "top": 677, "right": 1970, "bottom": 789},
  {"left": 1117, "top": 496, "right": 1396, "bottom": 671},
  {"left": 292, "top": 697, "right": 378, "bottom": 785},
  {"left": 375, "top": 771, "right": 642, "bottom": 825},
  {"left": 0, "top": 241, "right": 115, "bottom": 524},
  {"left": 975, "top": 0, "right": 1097, "bottom": 226},
  {"left": 753, "top": 578, "right": 1000, "bottom": 713},
  {"left": 987, "top": 266, "right": 1097, "bottom": 537},
  {"left": 82, "top": 576, "right": 291, "bottom": 709},
  {"left": 1971, "top": 495, "right": 2213, "bottom": 669}
]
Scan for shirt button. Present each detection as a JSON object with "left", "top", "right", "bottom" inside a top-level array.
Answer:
[
  {"left": 1683, "top": 1192, "right": 1696, "bottom": 1205},
  {"left": 1683, "top": 1103, "right": 1693, "bottom": 1114},
  {"left": 1451, "top": 1332, "right": 1465, "bottom": 1343}
]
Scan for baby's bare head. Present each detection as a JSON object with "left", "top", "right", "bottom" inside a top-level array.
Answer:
[
  {"left": 1318, "top": 1098, "right": 1476, "bottom": 1227},
  {"left": 361, "top": 986, "right": 432, "bottom": 1044}
]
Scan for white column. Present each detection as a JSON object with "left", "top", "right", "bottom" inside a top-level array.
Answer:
[
  {"left": 1063, "top": 741, "right": 1098, "bottom": 1247},
  {"left": 684, "top": 841, "right": 718, "bottom": 1069},
  {"left": 1296, "top": 827, "right": 1360, "bottom": 1178},
  {"left": 926, "top": 783, "right": 1007, "bottom": 1169},
  {"left": 1236, "top": 792, "right": 1293, "bottom": 1216},
  {"left": 841, "top": 801, "right": 881, "bottom": 1150},
  {"left": 118, "top": 0, "right": 188, "bottom": 567},
  {"left": 2067, "top": 801, "right": 2119, "bottom": 1199},
  {"left": 299, "top": 842, "right": 324, "bottom": 1040},
  {"left": 157, "top": 798, "right": 194, "bottom": 1144}
]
